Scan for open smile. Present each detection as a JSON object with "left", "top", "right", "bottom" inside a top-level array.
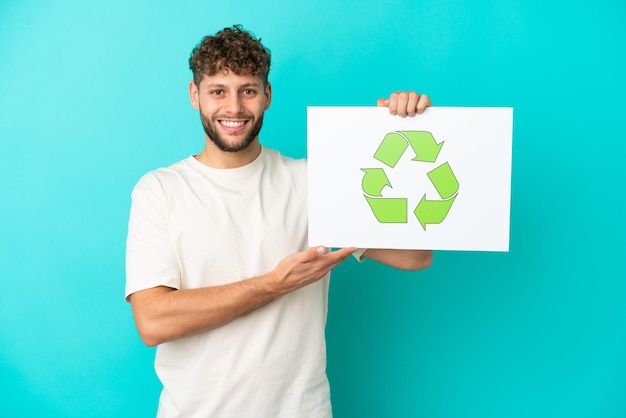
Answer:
[
  {"left": 219, "top": 120, "right": 248, "bottom": 127},
  {"left": 218, "top": 119, "right": 251, "bottom": 133}
]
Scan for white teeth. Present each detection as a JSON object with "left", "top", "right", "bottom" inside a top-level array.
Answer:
[{"left": 220, "top": 120, "right": 246, "bottom": 127}]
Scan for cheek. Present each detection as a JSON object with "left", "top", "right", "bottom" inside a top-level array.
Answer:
[
  {"left": 198, "top": 101, "right": 217, "bottom": 116},
  {"left": 256, "top": 98, "right": 270, "bottom": 113}
]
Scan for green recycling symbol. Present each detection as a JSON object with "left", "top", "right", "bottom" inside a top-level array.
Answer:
[{"left": 360, "top": 131, "right": 459, "bottom": 230}]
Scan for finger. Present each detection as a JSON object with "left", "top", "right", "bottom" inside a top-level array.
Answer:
[
  {"left": 395, "top": 91, "right": 410, "bottom": 117},
  {"left": 416, "top": 93, "right": 432, "bottom": 114},
  {"left": 300, "top": 246, "right": 354, "bottom": 265},
  {"left": 327, "top": 247, "right": 358, "bottom": 259},
  {"left": 298, "top": 246, "right": 327, "bottom": 263},
  {"left": 376, "top": 98, "right": 389, "bottom": 107},
  {"left": 314, "top": 247, "right": 358, "bottom": 279},
  {"left": 406, "top": 91, "right": 420, "bottom": 117},
  {"left": 316, "top": 248, "right": 357, "bottom": 275},
  {"left": 388, "top": 92, "right": 399, "bottom": 115},
  {"left": 321, "top": 247, "right": 357, "bottom": 266}
]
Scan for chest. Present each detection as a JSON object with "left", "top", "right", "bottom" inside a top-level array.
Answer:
[{"left": 164, "top": 172, "right": 308, "bottom": 286}]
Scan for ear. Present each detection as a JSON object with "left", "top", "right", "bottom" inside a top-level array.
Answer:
[
  {"left": 189, "top": 81, "right": 200, "bottom": 110},
  {"left": 264, "top": 82, "right": 272, "bottom": 110}
]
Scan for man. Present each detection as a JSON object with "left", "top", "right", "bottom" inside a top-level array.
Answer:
[{"left": 126, "top": 25, "right": 432, "bottom": 418}]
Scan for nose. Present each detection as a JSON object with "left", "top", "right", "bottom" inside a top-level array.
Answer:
[{"left": 225, "top": 94, "right": 243, "bottom": 114}]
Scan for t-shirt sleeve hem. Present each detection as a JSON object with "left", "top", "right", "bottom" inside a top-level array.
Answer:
[
  {"left": 124, "top": 279, "right": 181, "bottom": 303},
  {"left": 352, "top": 248, "right": 368, "bottom": 262}
]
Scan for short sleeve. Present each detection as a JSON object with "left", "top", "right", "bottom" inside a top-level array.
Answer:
[
  {"left": 352, "top": 248, "right": 367, "bottom": 262},
  {"left": 125, "top": 173, "right": 181, "bottom": 302}
]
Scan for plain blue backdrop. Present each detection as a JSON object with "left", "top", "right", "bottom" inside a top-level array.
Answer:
[{"left": 1, "top": 0, "right": 625, "bottom": 417}]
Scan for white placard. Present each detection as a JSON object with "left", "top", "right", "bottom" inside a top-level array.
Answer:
[{"left": 307, "top": 106, "right": 513, "bottom": 252}]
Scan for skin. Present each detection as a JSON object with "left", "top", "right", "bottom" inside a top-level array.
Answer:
[
  {"left": 130, "top": 71, "right": 433, "bottom": 347},
  {"left": 189, "top": 71, "right": 270, "bottom": 168}
]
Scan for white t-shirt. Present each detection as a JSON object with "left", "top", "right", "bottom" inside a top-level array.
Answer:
[{"left": 126, "top": 147, "right": 332, "bottom": 418}]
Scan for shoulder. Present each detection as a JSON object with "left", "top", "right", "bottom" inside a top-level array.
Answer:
[
  {"left": 132, "top": 157, "right": 195, "bottom": 193},
  {"left": 262, "top": 147, "right": 307, "bottom": 175}
]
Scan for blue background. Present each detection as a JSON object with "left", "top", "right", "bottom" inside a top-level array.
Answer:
[{"left": 1, "top": 0, "right": 624, "bottom": 417}]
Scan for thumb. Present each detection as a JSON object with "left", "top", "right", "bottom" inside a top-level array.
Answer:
[
  {"left": 376, "top": 97, "right": 389, "bottom": 107},
  {"left": 301, "top": 246, "right": 327, "bottom": 262}
]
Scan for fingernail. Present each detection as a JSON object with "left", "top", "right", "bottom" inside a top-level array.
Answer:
[{"left": 316, "top": 246, "right": 326, "bottom": 255}]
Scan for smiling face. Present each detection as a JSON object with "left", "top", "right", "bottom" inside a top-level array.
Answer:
[{"left": 190, "top": 71, "right": 272, "bottom": 162}]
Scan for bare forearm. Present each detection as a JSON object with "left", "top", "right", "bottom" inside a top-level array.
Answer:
[
  {"left": 130, "top": 246, "right": 357, "bottom": 346},
  {"left": 361, "top": 248, "right": 433, "bottom": 270},
  {"left": 130, "top": 275, "right": 281, "bottom": 346},
  {"left": 366, "top": 92, "right": 433, "bottom": 270}
]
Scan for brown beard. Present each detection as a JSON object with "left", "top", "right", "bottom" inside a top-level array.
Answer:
[{"left": 199, "top": 109, "right": 264, "bottom": 153}]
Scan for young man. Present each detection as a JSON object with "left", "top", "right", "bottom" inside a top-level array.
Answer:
[{"left": 126, "top": 25, "right": 432, "bottom": 418}]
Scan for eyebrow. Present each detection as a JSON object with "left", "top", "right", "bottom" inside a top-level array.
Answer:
[{"left": 205, "top": 82, "right": 263, "bottom": 89}]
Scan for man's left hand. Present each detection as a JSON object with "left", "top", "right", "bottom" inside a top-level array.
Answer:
[{"left": 377, "top": 91, "right": 431, "bottom": 117}]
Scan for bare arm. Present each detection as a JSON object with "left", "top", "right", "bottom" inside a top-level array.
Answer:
[
  {"left": 361, "top": 248, "right": 432, "bottom": 271},
  {"left": 129, "top": 246, "right": 356, "bottom": 346},
  {"left": 363, "top": 91, "right": 433, "bottom": 270}
]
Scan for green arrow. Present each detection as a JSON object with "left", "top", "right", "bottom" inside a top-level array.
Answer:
[
  {"left": 401, "top": 131, "right": 444, "bottom": 163},
  {"left": 364, "top": 195, "right": 407, "bottom": 223},
  {"left": 361, "top": 168, "right": 392, "bottom": 197},
  {"left": 373, "top": 132, "right": 408, "bottom": 168},
  {"left": 414, "top": 194, "right": 457, "bottom": 230},
  {"left": 427, "top": 162, "right": 459, "bottom": 199}
]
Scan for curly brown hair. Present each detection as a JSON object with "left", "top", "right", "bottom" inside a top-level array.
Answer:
[{"left": 189, "top": 24, "right": 271, "bottom": 87}]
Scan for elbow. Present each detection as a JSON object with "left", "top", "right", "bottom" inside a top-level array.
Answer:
[
  {"left": 135, "top": 317, "right": 167, "bottom": 347},
  {"left": 131, "top": 302, "right": 167, "bottom": 347},
  {"left": 143, "top": 337, "right": 162, "bottom": 348},
  {"left": 139, "top": 333, "right": 161, "bottom": 348},
  {"left": 129, "top": 288, "right": 174, "bottom": 347}
]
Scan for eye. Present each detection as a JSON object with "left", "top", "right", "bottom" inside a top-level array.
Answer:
[
  {"left": 242, "top": 89, "right": 257, "bottom": 96},
  {"left": 210, "top": 89, "right": 224, "bottom": 96}
]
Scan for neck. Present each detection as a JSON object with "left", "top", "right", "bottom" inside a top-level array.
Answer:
[{"left": 194, "top": 138, "right": 262, "bottom": 169}]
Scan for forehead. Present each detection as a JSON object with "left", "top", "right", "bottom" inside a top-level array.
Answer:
[{"left": 199, "top": 70, "right": 264, "bottom": 88}]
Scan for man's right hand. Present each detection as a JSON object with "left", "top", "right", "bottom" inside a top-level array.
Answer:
[{"left": 268, "top": 246, "right": 357, "bottom": 295}]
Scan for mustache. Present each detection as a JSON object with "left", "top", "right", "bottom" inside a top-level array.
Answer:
[{"left": 212, "top": 113, "right": 254, "bottom": 120}]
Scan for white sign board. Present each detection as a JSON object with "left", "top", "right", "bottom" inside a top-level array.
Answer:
[{"left": 307, "top": 106, "right": 513, "bottom": 252}]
